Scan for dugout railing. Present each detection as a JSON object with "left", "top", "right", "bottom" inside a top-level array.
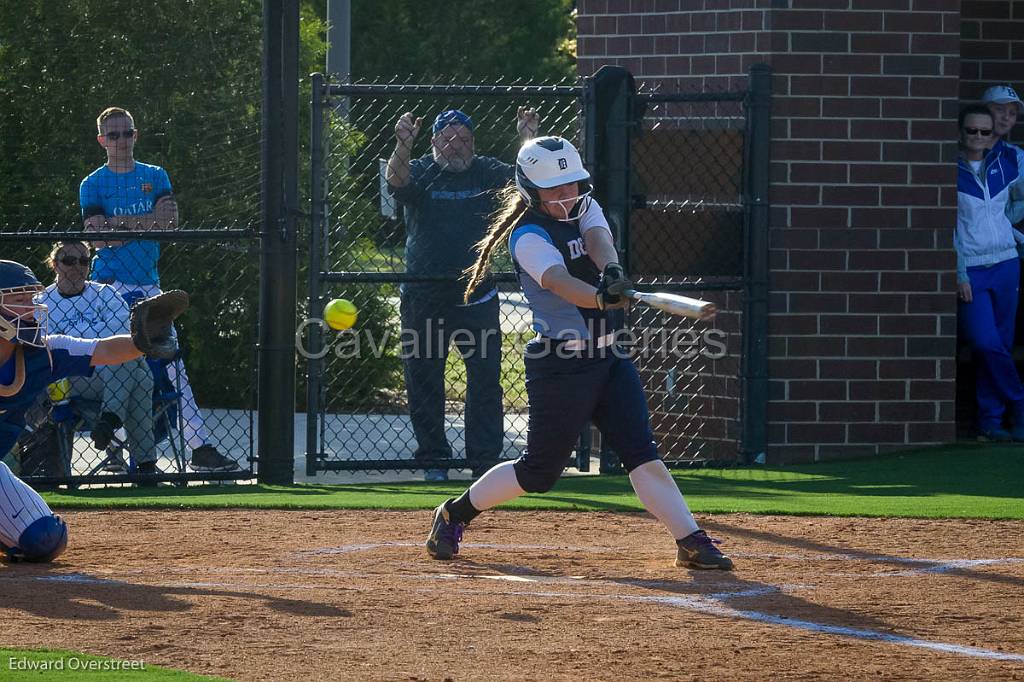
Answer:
[
  {"left": 303, "top": 64, "right": 770, "bottom": 475},
  {"left": 0, "top": 228, "right": 258, "bottom": 488}
]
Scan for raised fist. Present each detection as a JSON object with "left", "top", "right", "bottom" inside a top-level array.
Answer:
[
  {"left": 516, "top": 106, "right": 540, "bottom": 139},
  {"left": 395, "top": 112, "right": 423, "bottom": 148}
]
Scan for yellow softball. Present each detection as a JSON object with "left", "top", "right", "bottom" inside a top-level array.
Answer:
[{"left": 323, "top": 298, "right": 358, "bottom": 330}]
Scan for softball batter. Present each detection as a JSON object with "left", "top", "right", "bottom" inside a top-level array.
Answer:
[{"left": 426, "top": 136, "right": 733, "bottom": 570}]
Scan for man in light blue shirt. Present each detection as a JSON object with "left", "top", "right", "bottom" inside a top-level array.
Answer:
[{"left": 79, "top": 107, "right": 238, "bottom": 473}]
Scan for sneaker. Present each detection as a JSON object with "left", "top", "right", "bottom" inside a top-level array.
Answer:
[
  {"left": 135, "top": 461, "right": 160, "bottom": 488},
  {"left": 101, "top": 446, "right": 128, "bottom": 474},
  {"left": 189, "top": 445, "right": 241, "bottom": 472},
  {"left": 137, "top": 461, "right": 159, "bottom": 475},
  {"left": 1010, "top": 403, "right": 1024, "bottom": 442},
  {"left": 978, "top": 427, "right": 1013, "bottom": 443},
  {"left": 676, "top": 530, "right": 734, "bottom": 570},
  {"left": 91, "top": 412, "right": 122, "bottom": 450},
  {"left": 426, "top": 500, "right": 464, "bottom": 560},
  {"left": 424, "top": 468, "right": 449, "bottom": 482}
]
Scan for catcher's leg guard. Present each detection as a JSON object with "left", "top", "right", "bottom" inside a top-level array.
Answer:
[{"left": 15, "top": 514, "right": 68, "bottom": 563}]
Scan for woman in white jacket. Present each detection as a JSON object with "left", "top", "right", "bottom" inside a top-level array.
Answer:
[{"left": 956, "top": 103, "right": 1024, "bottom": 441}]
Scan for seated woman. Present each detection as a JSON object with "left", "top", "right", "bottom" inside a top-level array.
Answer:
[{"left": 38, "top": 241, "right": 157, "bottom": 474}]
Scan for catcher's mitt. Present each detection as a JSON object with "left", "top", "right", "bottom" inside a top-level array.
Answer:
[{"left": 129, "top": 290, "right": 189, "bottom": 360}]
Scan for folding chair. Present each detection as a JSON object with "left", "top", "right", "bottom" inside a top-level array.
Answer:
[{"left": 45, "top": 354, "right": 187, "bottom": 479}]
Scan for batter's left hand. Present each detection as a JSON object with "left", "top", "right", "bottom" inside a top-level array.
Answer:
[{"left": 596, "top": 263, "right": 630, "bottom": 310}]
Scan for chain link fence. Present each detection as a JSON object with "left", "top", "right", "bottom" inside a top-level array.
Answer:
[
  {"left": 628, "top": 87, "right": 749, "bottom": 465},
  {"left": 305, "top": 71, "right": 766, "bottom": 475},
  {"left": 305, "top": 78, "right": 582, "bottom": 476}
]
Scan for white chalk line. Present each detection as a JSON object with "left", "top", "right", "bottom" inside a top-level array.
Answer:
[
  {"left": 491, "top": 588, "right": 1024, "bottom": 664},
  {"left": 299, "top": 542, "right": 1024, "bottom": 573}
]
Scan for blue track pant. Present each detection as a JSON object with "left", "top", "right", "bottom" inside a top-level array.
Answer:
[{"left": 959, "top": 257, "right": 1024, "bottom": 430}]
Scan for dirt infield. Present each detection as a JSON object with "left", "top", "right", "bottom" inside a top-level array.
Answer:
[{"left": 1, "top": 510, "right": 1022, "bottom": 681}]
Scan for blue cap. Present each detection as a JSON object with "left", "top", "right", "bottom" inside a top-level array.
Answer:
[
  {"left": 982, "top": 85, "right": 1023, "bottom": 110},
  {"left": 432, "top": 109, "right": 474, "bottom": 134},
  {"left": 0, "top": 260, "right": 41, "bottom": 291}
]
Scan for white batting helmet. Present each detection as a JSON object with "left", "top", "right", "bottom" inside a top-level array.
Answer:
[{"left": 515, "top": 136, "right": 593, "bottom": 221}]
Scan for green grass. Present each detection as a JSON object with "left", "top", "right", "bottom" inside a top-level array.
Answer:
[
  {"left": 42, "top": 444, "right": 1024, "bottom": 519},
  {"left": 0, "top": 649, "right": 229, "bottom": 680}
]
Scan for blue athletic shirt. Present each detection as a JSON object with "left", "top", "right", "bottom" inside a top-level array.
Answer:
[
  {"left": 0, "top": 336, "right": 97, "bottom": 456},
  {"left": 80, "top": 162, "right": 173, "bottom": 286},
  {"left": 390, "top": 155, "right": 512, "bottom": 304}
]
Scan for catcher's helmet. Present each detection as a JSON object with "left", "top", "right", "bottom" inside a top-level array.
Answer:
[
  {"left": 515, "top": 136, "right": 592, "bottom": 221},
  {"left": 0, "top": 260, "right": 47, "bottom": 348}
]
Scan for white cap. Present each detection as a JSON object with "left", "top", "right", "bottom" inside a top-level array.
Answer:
[{"left": 982, "top": 85, "right": 1023, "bottom": 111}]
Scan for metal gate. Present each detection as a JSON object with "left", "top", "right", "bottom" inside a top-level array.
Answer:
[{"left": 304, "top": 65, "right": 769, "bottom": 476}]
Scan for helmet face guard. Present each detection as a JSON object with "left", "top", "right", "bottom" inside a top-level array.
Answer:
[
  {"left": 515, "top": 136, "right": 593, "bottom": 222},
  {"left": 0, "top": 285, "right": 48, "bottom": 348},
  {"left": 540, "top": 186, "right": 593, "bottom": 222}
]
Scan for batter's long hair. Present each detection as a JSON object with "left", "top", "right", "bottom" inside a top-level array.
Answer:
[{"left": 463, "top": 184, "right": 528, "bottom": 303}]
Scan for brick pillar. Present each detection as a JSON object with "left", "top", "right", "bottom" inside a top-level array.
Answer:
[
  {"left": 577, "top": 1, "right": 963, "bottom": 463},
  {"left": 961, "top": 0, "right": 1022, "bottom": 141}
]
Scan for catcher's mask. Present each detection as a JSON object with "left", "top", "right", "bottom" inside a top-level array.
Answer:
[
  {"left": 0, "top": 260, "right": 48, "bottom": 348},
  {"left": 515, "top": 136, "right": 593, "bottom": 222}
]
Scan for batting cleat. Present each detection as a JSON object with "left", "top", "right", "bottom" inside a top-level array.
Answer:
[
  {"left": 676, "top": 530, "right": 734, "bottom": 570},
  {"left": 426, "top": 500, "right": 464, "bottom": 560}
]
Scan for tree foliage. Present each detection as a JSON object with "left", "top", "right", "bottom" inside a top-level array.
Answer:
[
  {"left": 345, "top": 0, "right": 576, "bottom": 82},
  {"left": 0, "top": 0, "right": 575, "bottom": 411}
]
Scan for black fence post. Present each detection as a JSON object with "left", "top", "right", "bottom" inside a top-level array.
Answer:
[
  {"left": 741, "top": 63, "right": 771, "bottom": 465},
  {"left": 585, "top": 65, "right": 637, "bottom": 267},
  {"left": 584, "top": 66, "right": 637, "bottom": 475},
  {"left": 258, "top": 0, "right": 299, "bottom": 485},
  {"left": 305, "top": 73, "right": 326, "bottom": 478}
]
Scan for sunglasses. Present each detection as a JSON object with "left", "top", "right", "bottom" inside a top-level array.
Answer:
[
  {"left": 59, "top": 256, "right": 91, "bottom": 267},
  {"left": 103, "top": 129, "right": 135, "bottom": 141},
  {"left": 963, "top": 127, "right": 993, "bottom": 136}
]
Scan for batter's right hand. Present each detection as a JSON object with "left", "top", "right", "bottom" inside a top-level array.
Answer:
[
  {"left": 395, "top": 112, "right": 422, "bottom": 148},
  {"left": 958, "top": 281, "right": 972, "bottom": 303}
]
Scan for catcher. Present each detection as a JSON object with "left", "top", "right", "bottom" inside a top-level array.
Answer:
[{"left": 0, "top": 259, "right": 187, "bottom": 562}]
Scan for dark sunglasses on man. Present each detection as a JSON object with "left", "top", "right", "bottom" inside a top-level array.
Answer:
[
  {"left": 59, "top": 256, "right": 91, "bottom": 267},
  {"left": 103, "top": 129, "right": 135, "bottom": 141},
  {"left": 963, "top": 127, "right": 993, "bottom": 136}
]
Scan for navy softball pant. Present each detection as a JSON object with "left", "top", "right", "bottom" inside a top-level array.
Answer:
[{"left": 514, "top": 340, "right": 660, "bottom": 493}]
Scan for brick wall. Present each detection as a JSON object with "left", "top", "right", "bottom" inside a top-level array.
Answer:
[
  {"left": 960, "top": 0, "right": 1024, "bottom": 106},
  {"left": 578, "top": 0, "right": 963, "bottom": 463}
]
